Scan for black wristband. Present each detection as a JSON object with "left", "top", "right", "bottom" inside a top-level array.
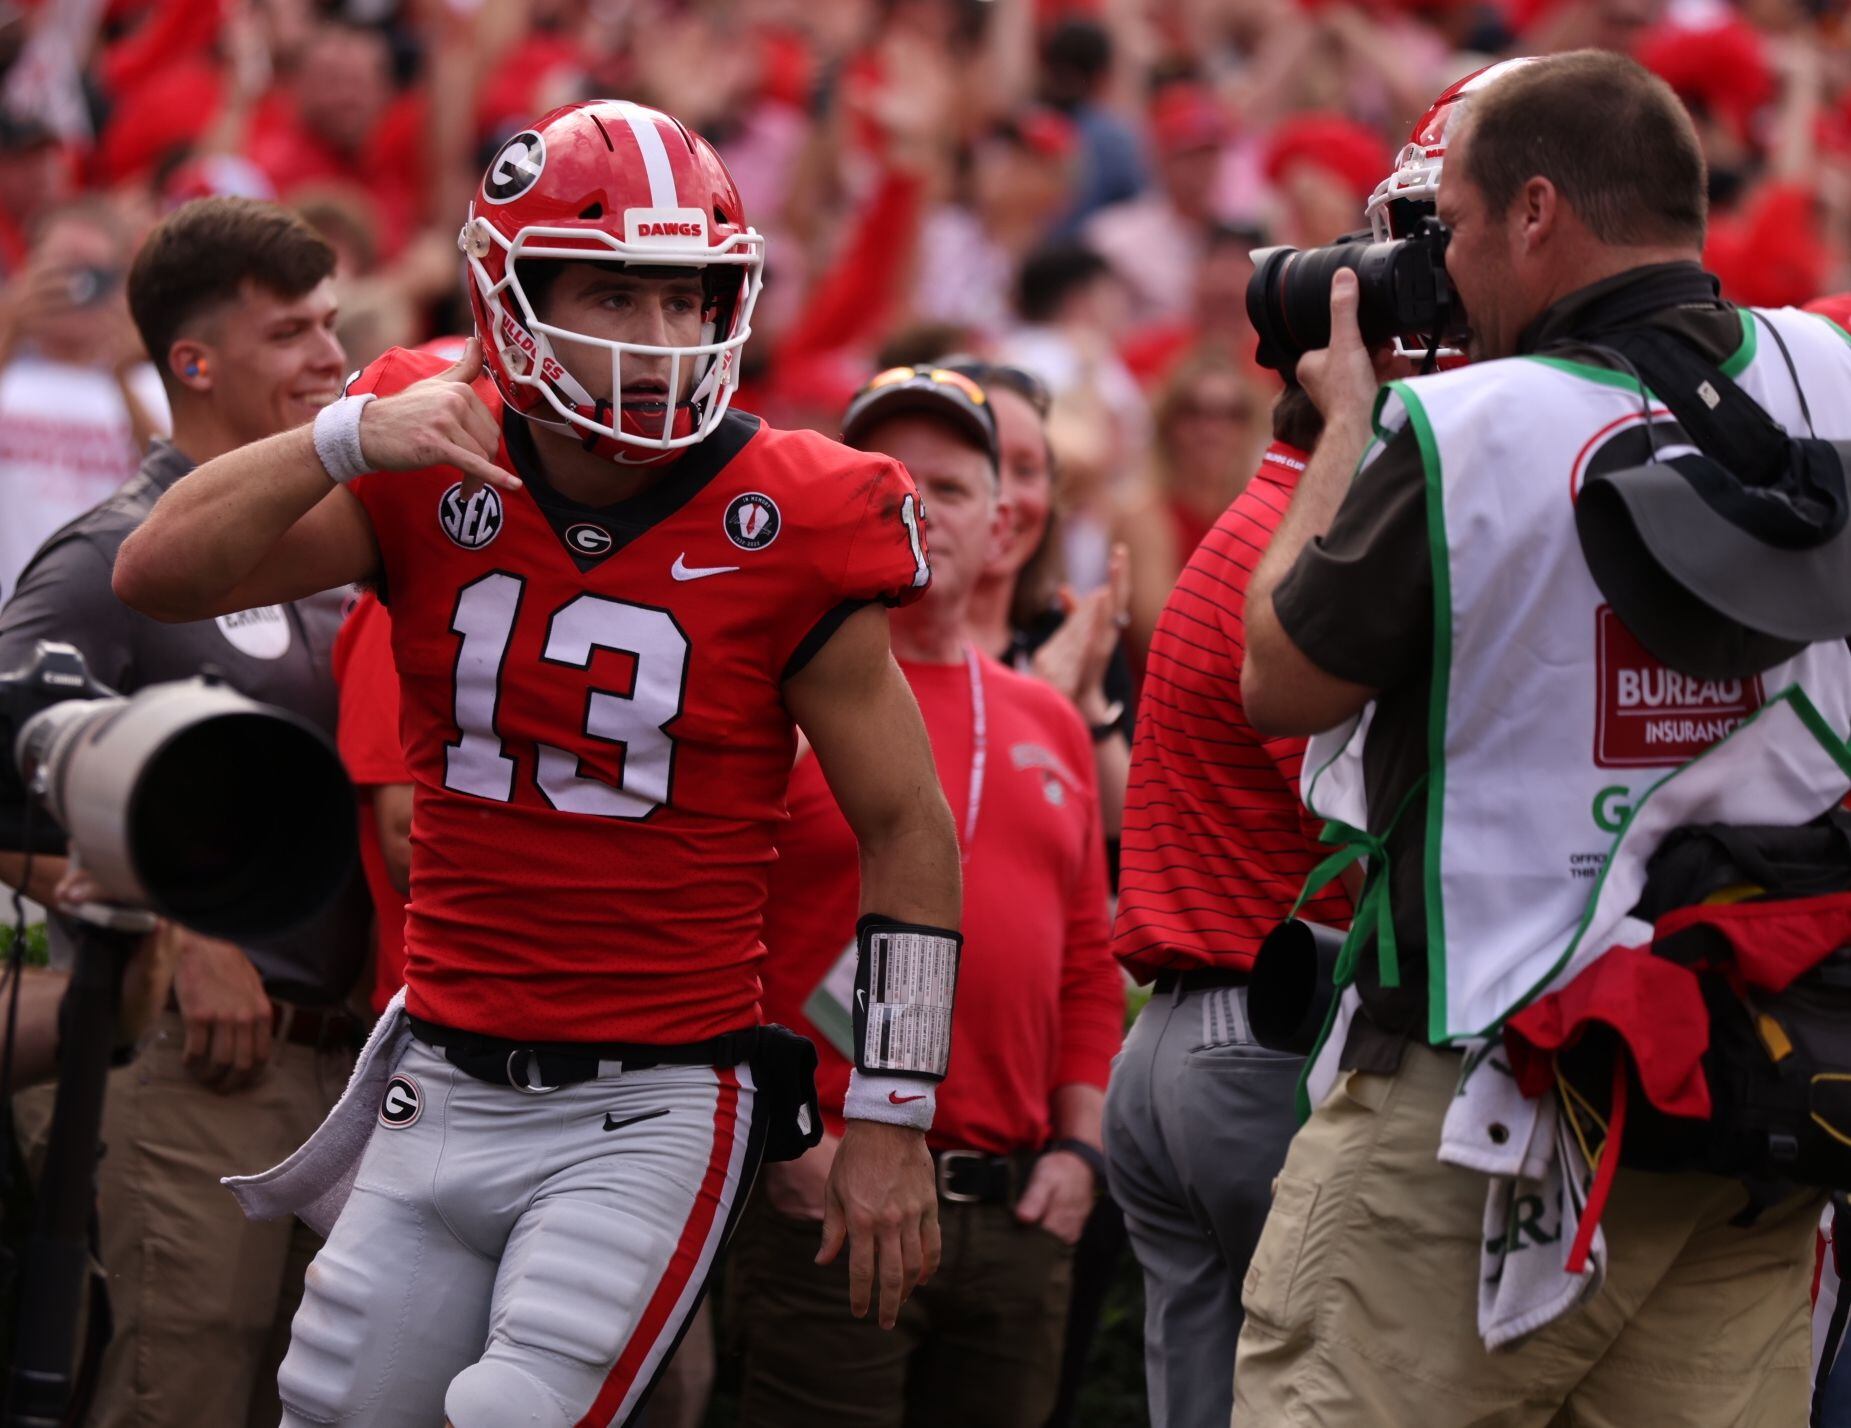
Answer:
[
  {"left": 1088, "top": 701, "right": 1126, "bottom": 743},
  {"left": 1047, "top": 1137, "right": 1108, "bottom": 1186}
]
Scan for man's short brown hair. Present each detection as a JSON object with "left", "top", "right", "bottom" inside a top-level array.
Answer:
[
  {"left": 1458, "top": 51, "right": 1707, "bottom": 248},
  {"left": 128, "top": 198, "right": 336, "bottom": 384}
]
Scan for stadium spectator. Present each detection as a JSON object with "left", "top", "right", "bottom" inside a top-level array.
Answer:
[
  {"left": 0, "top": 196, "right": 166, "bottom": 603},
  {"left": 911, "top": 109, "right": 1080, "bottom": 337},
  {"left": 1112, "top": 349, "right": 1268, "bottom": 666},
  {"left": 950, "top": 358, "right": 1132, "bottom": 841},
  {"left": 243, "top": 20, "right": 425, "bottom": 257},
  {"left": 1002, "top": 243, "right": 1146, "bottom": 595},
  {"left": 1105, "top": 382, "right": 1353, "bottom": 1428},
  {"left": 732, "top": 365, "right": 1123, "bottom": 1427},
  {"left": 0, "top": 109, "right": 71, "bottom": 277},
  {"left": 1085, "top": 84, "right": 1235, "bottom": 325},
  {"left": 1, "top": 196, "right": 371, "bottom": 1428}
]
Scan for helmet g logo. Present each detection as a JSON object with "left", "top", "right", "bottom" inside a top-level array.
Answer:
[
  {"left": 484, "top": 131, "right": 546, "bottom": 205},
  {"left": 441, "top": 482, "right": 504, "bottom": 550}
]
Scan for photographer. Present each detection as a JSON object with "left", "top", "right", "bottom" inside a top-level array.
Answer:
[
  {"left": 1238, "top": 52, "right": 1851, "bottom": 1425},
  {"left": 1, "top": 197, "right": 370, "bottom": 1428}
]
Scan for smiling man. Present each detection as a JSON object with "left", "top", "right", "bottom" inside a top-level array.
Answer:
[
  {"left": 0, "top": 195, "right": 374, "bottom": 1428},
  {"left": 113, "top": 102, "right": 959, "bottom": 1428}
]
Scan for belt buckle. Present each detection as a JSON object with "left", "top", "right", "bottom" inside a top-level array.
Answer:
[
  {"left": 506, "top": 1049, "right": 562, "bottom": 1096},
  {"left": 935, "top": 1149, "right": 984, "bottom": 1204}
]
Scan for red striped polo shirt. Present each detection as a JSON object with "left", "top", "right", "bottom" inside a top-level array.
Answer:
[{"left": 1111, "top": 440, "right": 1353, "bottom": 981}]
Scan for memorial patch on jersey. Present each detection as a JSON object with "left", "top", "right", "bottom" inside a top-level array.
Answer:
[
  {"left": 724, "top": 492, "right": 780, "bottom": 550},
  {"left": 1594, "top": 605, "right": 1764, "bottom": 768},
  {"left": 379, "top": 1074, "right": 422, "bottom": 1128},
  {"left": 440, "top": 482, "right": 504, "bottom": 550},
  {"left": 483, "top": 131, "right": 546, "bottom": 205}
]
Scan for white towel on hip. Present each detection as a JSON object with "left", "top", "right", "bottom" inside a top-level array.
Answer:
[
  {"left": 221, "top": 988, "right": 411, "bottom": 1236},
  {"left": 1440, "top": 1042, "right": 1607, "bottom": 1350}
]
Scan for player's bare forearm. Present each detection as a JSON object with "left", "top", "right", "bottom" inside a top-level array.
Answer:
[
  {"left": 117, "top": 342, "right": 509, "bottom": 622},
  {"left": 114, "top": 426, "right": 373, "bottom": 621},
  {"left": 787, "top": 605, "right": 961, "bottom": 929}
]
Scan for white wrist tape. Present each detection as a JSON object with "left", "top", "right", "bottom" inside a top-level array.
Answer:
[
  {"left": 844, "top": 1070, "right": 936, "bottom": 1131},
  {"left": 312, "top": 392, "right": 376, "bottom": 485}
]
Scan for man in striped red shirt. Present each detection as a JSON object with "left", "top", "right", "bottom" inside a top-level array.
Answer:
[{"left": 1104, "top": 386, "right": 1352, "bottom": 1428}]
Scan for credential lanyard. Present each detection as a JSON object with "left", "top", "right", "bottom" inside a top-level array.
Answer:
[{"left": 962, "top": 643, "right": 987, "bottom": 864}]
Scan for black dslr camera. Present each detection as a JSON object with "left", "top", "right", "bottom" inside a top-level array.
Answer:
[{"left": 1246, "top": 218, "right": 1465, "bottom": 374}]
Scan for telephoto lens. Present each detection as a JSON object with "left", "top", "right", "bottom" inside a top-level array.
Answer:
[{"left": 1246, "top": 220, "right": 1464, "bottom": 373}]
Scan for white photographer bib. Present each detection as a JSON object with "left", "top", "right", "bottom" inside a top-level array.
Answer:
[{"left": 1303, "top": 306, "right": 1851, "bottom": 1049}]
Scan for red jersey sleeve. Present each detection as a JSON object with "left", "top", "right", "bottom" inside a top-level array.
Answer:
[
  {"left": 332, "top": 593, "right": 409, "bottom": 787},
  {"left": 838, "top": 455, "right": 932, "bottom": 609}
]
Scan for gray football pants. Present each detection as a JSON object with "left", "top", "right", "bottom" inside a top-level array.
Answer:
[
  {"left": 275, "top": 1039, "right": 763, "bottom": 1428},
  {"left": 1102, "top": 981, "right": 1304, "bottom": 1428}
]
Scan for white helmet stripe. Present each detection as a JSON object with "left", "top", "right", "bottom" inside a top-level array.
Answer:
[{"left": 610, "top": 102, "right": 680, "bottom": 210}]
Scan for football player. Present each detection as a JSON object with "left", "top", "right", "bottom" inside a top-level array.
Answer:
[{"left": 115, "top": 100, "right": 961, "bottom": 1428}]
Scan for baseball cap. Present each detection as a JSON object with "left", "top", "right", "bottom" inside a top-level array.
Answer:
[
  {"left": 841, "top": 366, "right": 1001, "bottom": 471},
  {"left": 1149, "top": 85, "right": 1229, "bottom": 157}
]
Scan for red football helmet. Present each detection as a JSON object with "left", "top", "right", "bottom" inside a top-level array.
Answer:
[
  {"left": 1365, "top": 58, "right": 1539, "bottom": 241},
  {"left": 460, "top": 100, "right": 765, "bottom": 462}
]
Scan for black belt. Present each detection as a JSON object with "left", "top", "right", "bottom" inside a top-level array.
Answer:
[
  {"left": 932, "top": 1148, "right": 1038, "bottom": 1206},
  {"left": 408, "top": 1014, "right": 763, "bottom": 1091},
  {"left": 1152, "top": 966, "right": 1249, "bottom": 995},
  {"left": 164, "top": 992, "right": 366, "bottom": 1049}
]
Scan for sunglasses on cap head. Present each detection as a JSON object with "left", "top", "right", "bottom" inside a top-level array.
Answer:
[
  {"left": 938, "top": 360, "right": 1053, "bottom": 420},
  {"left": 842, "top": 364, "right": 1002, "bottom": 469}
]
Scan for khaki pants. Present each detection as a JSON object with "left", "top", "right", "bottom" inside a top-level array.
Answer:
[
  {"left": 728, "top": 1188, "right": 1075, "bottom": 1428},
  {"left": 1236, "top": 1041, "right": 1820, "bottom": 1428},
  {"left": 14, "top": 1008, "right": 351, "bottom": 1428}
]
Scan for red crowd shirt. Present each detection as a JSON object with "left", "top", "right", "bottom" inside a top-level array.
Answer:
[
  {"left": 758, "top": 654, "right": 1123, "bottom": 1155},
  {"left": 1112, "top": 441, "right": 1353, "bottom": 980},
  {"left": 345, "top": 347, "right": 929, "bottom": 1043},
  {"left": 331, "top": 591, "right": 411, "bottom": 1016}
]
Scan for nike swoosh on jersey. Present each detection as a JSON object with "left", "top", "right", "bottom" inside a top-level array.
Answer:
[
  {"left": 671, "top": 554, "right": 740, "bottom": 581},
  {"left": 602, "top": 1108, "right": 672, "bottom": 1133}
]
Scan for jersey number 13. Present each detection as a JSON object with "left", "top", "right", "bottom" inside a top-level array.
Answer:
[{"left": 443, "top": 572, "right": 687, "bottom": 818}]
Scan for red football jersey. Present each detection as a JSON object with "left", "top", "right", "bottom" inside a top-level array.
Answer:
[
  {"left": 345, "top": 347, "right": 930, "bottom": 1043},
  {"left": 331, "top": 591, "right": 412, "bottom": 1016}
]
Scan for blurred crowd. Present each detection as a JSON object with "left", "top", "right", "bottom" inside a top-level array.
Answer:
[{"left": 5, "top": 0, "right": 1846, "bottom": 643}]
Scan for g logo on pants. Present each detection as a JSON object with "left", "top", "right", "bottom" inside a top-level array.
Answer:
[{"left": 380, "top": 1074, "right": 423, "bottom": 1128}]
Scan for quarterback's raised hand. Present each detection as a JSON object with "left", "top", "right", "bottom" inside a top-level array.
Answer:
[{"left": 357, "top": 337, "right": 519, "bottom": 495}]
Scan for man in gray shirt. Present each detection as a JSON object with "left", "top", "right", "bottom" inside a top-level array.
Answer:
[{"left": 3, "top": 197, "right": 370, "bottom": 1428}]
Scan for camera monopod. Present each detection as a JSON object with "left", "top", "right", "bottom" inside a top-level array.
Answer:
[{"left": 5, "top": 906, "right": 152, "bottom": 1428}]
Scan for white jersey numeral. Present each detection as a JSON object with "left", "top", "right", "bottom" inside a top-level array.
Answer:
[
  {"left": 443, "top": 576, "right": 689, "bottom": 819},
  {"left": 445, "top": 573, "right": 521, "bottom": 802},
  {"left": 899, "top": 493, "right": 930, "bottom": 589}
]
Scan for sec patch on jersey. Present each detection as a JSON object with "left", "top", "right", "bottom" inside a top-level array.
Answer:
[{"left": 441, "top": 483, "right": 504, "bottom": 550}]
